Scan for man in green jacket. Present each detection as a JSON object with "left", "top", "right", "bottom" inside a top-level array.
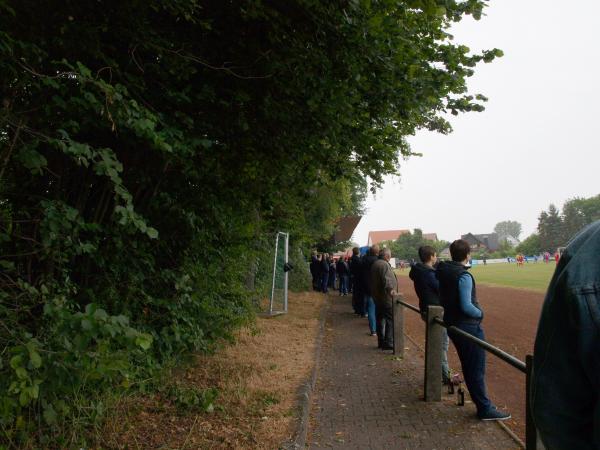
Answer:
[{"left": 370, "top": 247, "right": 398, "bottom": 350}]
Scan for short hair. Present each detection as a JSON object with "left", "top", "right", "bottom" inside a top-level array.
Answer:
[
  {"left": 352, "top": 247, "right": 360, "bottom": 255},
  {"left": 382, "top": 248, "right": 391, "bottom": 258},
  {"left": 450, "top": 239, "right": 471, "bottom": 262},
  {"left": 369, "top": 244, "right": 380, "bottom": 256},
  {"left": 418, "top": 245, "right": 436, "bottom": 263}
]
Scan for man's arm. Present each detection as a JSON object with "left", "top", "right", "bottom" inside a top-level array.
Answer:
[
  {"left": 425, "top": 271, "right": 439, "bottom": 295},
  {"left": 384, "top": 265, "right": 398, "bottom": 296},
  {"left": 457, "top": 274, "right": 482, "bottom": 319}
]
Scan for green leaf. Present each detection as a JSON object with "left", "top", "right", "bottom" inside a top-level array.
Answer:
[
  {"left": 19, "top": 390, "right": 30, "bottom": 406},
  {"left": 93, "top": 308, "right": 109, "bottom": 321},
  {"left": 0, "top": 260, "right": 15, "bottom": 270},
  {"left": 15, "top": 367, "right": 28, "bottom": 380},
  {"left": 43, "top": 405, "right": 58, "bottom": 425},
  {"left": 10, "top": 355, "right": 23, "bottom": 370},
  {"left": 146, "top": 227, "right": 159, "bottom": 239},
  {"left": 135, "top": 333, "right": 153, "bottom": 350},
  {"left": 29, "top": 350, "right": 42, "bottom": 369},
  {"left": 17, "top": 147, "right": 48, "bottom": 174}
]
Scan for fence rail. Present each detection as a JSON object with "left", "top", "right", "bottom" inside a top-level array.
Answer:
[{"left": 392, "top": 296, "right": 542, "bottom": 450}]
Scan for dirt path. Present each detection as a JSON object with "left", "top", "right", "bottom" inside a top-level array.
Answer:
[{"left": 398, "top": 281, "right": 545, "bottom": 441}]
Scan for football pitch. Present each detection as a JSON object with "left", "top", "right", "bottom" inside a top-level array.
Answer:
[{"left": 396, "top": 262, "right": 556, "bottom": 293}]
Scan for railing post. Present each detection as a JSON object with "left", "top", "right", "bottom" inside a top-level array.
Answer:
[
  {"left": 525, "top": 354, "right": 544, "bottom": 450},
  {"left": 393, "top": 296, "right": 404, "bottom": 357},
  {"left": 424, "top": 305, "right": 444, "bottom": 402}
]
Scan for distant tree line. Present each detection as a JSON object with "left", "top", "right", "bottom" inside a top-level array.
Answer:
[{"left": 517, "top": 194, "right": 600, "bottom": 254}]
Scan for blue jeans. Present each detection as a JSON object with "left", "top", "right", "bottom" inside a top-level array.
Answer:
[
  {"left": 375, "top": 302, "right": 393, "bottom": 347},
  {"left": 448, "top": 322, "right": 491, "bottom": 415},
  {"left": 422, "top": 315, "right": 451, "bottom": 382},
  {"left": 365, "top": 295, "right": 376, "bottom": 333},
  {"left": 441, "top": 329, "right": 450, "bottom": 382}
]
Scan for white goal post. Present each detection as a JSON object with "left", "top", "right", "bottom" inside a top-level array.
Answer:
[{"left": 269, "top": 231, "right": 289, "bottom": 315}]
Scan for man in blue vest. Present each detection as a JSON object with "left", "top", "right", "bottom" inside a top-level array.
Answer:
[{"left": 437, "top": 239, "right": 510, "bottom": 421}]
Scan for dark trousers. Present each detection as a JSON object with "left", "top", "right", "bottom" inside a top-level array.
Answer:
[
  {"left": 448, "top": 322, "right": 492, "bottom": 415},
  {"left": 375, "top": 302, "right": 393, "bottom": 348},
  {"left": 312, "top": 273, "right": 320, "bottom": 291},
  {"left": 321, "top": 272, "right": 329, "bottom": 293},
  {"left": 338, "top": 275, "right": 348, "bottom": 295},
  {"left": 352, "top": 288, "right": 363, "bottom": 314}
]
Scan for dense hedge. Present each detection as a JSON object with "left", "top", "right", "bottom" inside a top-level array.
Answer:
[{"left": 0, "top": 0, "right": 499, "bottom": 445}]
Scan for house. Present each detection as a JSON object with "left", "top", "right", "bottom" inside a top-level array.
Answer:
[
  {"left": 367, "top": 229, "right": 410, "bottom": 246},
  {"left": 423, "top": 233, "right": 438, "bottom": 241},
  {"left": 367, "top": 229, "right": 439, "bottom": 246},
  {"left": 461, "top": 232, "right": 500, "bottom": 252},
  {"left": 439, "top": 247, "right": 451, "bottom": 259}
]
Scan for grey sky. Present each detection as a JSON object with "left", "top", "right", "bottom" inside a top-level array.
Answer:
[{"left": 353, "top": 0, "right": 600, "bottom": 245}]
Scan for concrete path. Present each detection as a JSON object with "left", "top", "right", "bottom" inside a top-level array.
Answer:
[{"left": 307, "top": 295, "right": 519, "bottom": 450}]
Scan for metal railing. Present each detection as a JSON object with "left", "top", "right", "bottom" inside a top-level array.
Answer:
[{"left": 392, "top": 296, "right": 543, "bottom": 450}]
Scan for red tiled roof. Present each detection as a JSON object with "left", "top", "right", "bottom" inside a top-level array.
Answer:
[
  {"left": 423, "top": 233, "right": 438, "bottom": 241},
  {"left": 367, "top": 229, "right": 410, "bottom": 245}
]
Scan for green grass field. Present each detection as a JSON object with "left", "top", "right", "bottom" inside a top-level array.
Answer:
[{"left": 396, "top": 262, "right": 556, "bottom": 293}]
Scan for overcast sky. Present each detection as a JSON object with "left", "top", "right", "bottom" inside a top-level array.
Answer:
[{"left": 352, "top": 0, "right": 599, "bottom": 245}]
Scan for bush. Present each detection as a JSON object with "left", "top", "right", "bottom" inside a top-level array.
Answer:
[{"left": 288, "top": 248, "right": 311, "bottom": 292}]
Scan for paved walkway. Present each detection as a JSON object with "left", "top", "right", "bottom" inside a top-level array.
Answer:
[{"left": 308, "top": 295, "right": 519, "bottom": 450}]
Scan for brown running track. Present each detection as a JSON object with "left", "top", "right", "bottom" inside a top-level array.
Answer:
[{"left": 398, "top": 280, "right": 545, "bottom": 441}]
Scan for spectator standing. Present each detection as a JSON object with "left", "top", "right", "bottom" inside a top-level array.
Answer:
[
  {"left": 437, "top": 239, "right": 510, "bottom": 421},
  {"left": 337, "top": 257, "right": 349, "bottom": 296},
  {"left": 362, "top": 245, "right": 380, "bottom": 334},
  {"left": 409, "top": 246, "right": 451, "bottom": 385},
  {"left": 370, "top": 247, "right": 397, "bottom": 348},
  {"left": 350, "top": 247, "right": 363, "bottom": 315},
  {"left": 320, "top": 253, "right": 330, "bottom": 293},
  {"left": 532, "top": 221, "right": 600, "bottom": 449},
  {"left": 329, "top": 258, "right": 337, "bottom": 289},
  {"left": 310, "top": 251, "right": 319, "bottom": 291}
]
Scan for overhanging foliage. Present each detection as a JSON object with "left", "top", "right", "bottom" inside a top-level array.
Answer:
[{"left": 0, "top": 0, "right": 500, "bottom": 445}]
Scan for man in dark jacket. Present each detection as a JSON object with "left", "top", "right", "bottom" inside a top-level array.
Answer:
[
  {"left": 362, "top": 245, "right": 380, "bottom": 335},
  {"left": 532, "top": 221, "right": 600, "bottom": 449},
  {"left": 320, "top": 253, "right": 330, "bottom": 293},
  {"left": 437, "top": 239, "right": 510, "bottom": 421},
  {"left": 328, "top": 258, "right": 337, "bottom": 289},
  {"left": 336, "top": 257, "right": 349, "bottom": 296},
  {"left": 409, "top": 245, "right": 450, "bottom": 385},
  {"left": 310, "top": 251, "right": 319, "bottom": 291},
  {"left": 370, "top": 247, "right": 396, "bottom": 348},
  {"left": 350, "top": 247, "right": 363, "bottom": 315}
]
